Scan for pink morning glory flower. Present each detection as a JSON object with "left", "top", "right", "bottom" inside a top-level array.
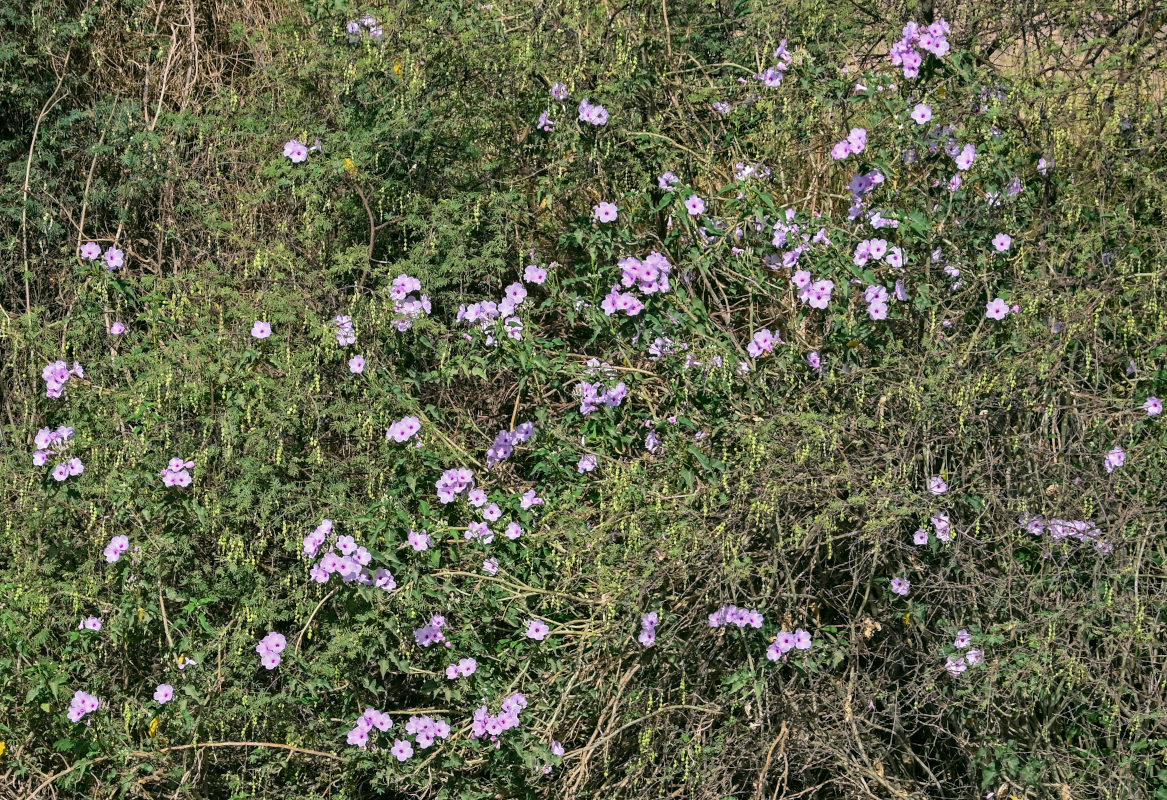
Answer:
[
  {"left": 387, "top": 416, "right": 421, "bottom": 442},
  {"left": 104, "top": 534, "right": 129, "bottom": 562},
  {"left": 890, "top": 577, "right": 911, "bottom": 596},
  {"left": 1144, "top": 397, "right": 1162, "bottom": 416},
  {"left": 348, "top": 355, "right": 365, "bottom": 373},
  {"left": 526, "top": 619, "right": 550, "bottom": 640},
  {"left": 251, "top": 321, "right": 272, "bottom": 339},
  {"left": 992, "top": 233, "right": 1012, "bottom": 252},
  {"left": 154, "top": 684, "right": 174, "bottom": 704},
  {"left": 911, "top": 103, "right": 932, "bottom": 124},
  {"left": 1104, "top": 446, "right": 1126, "bottom": 473},
  {"left": 483, "top": 557, "right": 499, "bottom": 575},
  {"left": 391, "top": 739, "right": 414, "bottom": 761},
  {"left": 283, "top": 139, "right": 308, "bottom": 162},
  {"left": 793, "top": 628, "right": 812, "bottom": 649},
  {"left": 79, "top": 616, "right": 102, "bottom": 631},
  {"left": 524, "top": 263, "right": 548, "bottom": 284},
  {"left": 80, "top": 242, "right": 101, "bottom": 260},
  {"left": 407, "top": 530, "right": 431, "bottom": 551},
  {"left": 103, "top": 247, "right": 124, "bottom": 271},
  {"left": 985, "top": 298, "right": 1010, "bottom": 320},
  {"left": 347, "top": 726, "right": 369, "bottom": 748},
  {"left": 954, "top": 629, "right": 972, "bottom": 649},
  {"left": 946, "top": 656, "right": 967, "bottom": 676},
  {"left": 830, "top": 140, "right": 851, "bottom": 160},
  {"left": 913, "top": 529, "right": 929, "bottom": 545},
  {"left": 593, "top": 202, "right": 618, "bottom": 223},
  {"left": 927, "top": 476, "right": 947, "bottom": 495},
  {"left": 551, "top": 81, "right": 567, "bottom": 100},
  {"left": 684, "top": 194, "right": 706, "bottom": 215},
  {"left": 966, "top": 648, "right": 984, "bottom": 666},
  {"left": 109, "top": 321, "right": 125, "bottom": 335}
]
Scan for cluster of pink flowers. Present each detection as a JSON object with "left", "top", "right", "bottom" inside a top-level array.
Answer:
[
  {"left": 304, "top": 520, "right": 395, "bottom": 589},
  {"left": 617, "top": 251, "right": 673, "bottom": 295},
  {"left": 792, "top": 270, "right": 834, "bottom": 309},
  {"left": 404, "top": 714, "right": 452, "bottom": 750},
  {"left": 485, "top": 421, "right": 535, "bottom": 467},
  {"left": 457, "top": 282, "right": 528, "bottom": 344},
  {"left": 256, "top": 631, "right": 287, "bottom": 670},
  {"left": 708, "top": 604, "right": 764, "bottom": 629},
  {"left": 67, "top": 690, "right": 101, "bottom": 723},
  {"left": 637, "top": 611, "right": 659, "bottom": 647},
  {"left": 747, "top": 328, "right": 778, "bottom": 358},
  {"left": 853, "top": 238, "right": 904, "bottom": 269},
  {"left": 577, "top": 98, "right": 609, "bottom": 126},
  {"left": 80, "top": 241, "right": 124, "bottom": 271},
  {"left": 863, "top": 284, "right": 892, "bottom": 320},
  {"left": 471, "top": 693, "right": 528, "bottom": 740},
  {"left": 435, "top": 467, "right": 475, "bottom": 504},
  {"left": 945, "top": 629, "right": 984, "bottom": 676},
  {"left": 414, "top": 614, "right": 451, "bottom": 647},
  {"left": 754, "top": 39, "right": 793, "bottom": 86},
  {"left": 33, "top": 425, "right": 83, "bottom": 481},
  {"left": 766, "top": 628, "right": 813, "bottom": 660},
  {"left": 160, "top": 457, "right": 194, "bottom": 488},
  {"left": 577, "top": 379, "right": 627, "bottom": 414},
  {"left": 890, "top": 19, "right": 951, "bottom": 79},
  {"left": 346, "top": 707, "right": 393, "bottom": 748},
  {"left": 445, "top": 656, "right": 477, "bottom": 680},
  {"left": 1018, "top": 514, "right": 1111, "bottom": 554},
  {"left": 770, "top": 208, "right": 829, "bottom": 268},
  {"left": 388, "top": 415, "right": 422, "bottom": 443},
  {"left": 847, "top": 169, "right": 885, "bottom": 219},
  {"left": 346, "top": 14, "right": 383, "bottom": 41},
  {"left": 42, "top": 360, "right": 84, "bottom": 398},
  {"left": 104, "top": 534, "right": 130, "bottom": 562},
  {"left": 830, "top": 127, "right": 867, "bottom": 161},
  {"left": 390, "top": 274, "right": 432, "bottom": 331}
]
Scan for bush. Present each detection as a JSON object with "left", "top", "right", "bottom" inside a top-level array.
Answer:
[{"left": 1, "top": 1, "right": 1165, "bottom": 798}]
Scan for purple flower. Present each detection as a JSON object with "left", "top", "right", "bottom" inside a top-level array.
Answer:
[
  {"left": 890, "top": 577, "right": 911, "bottom": 596},
  {"left": 966, "top": 648, "right": 984, "bottom": 666},
  {"left": 101, "top": 247, "right": 125, "bottom": 272},
  {"left": 67, "top": 690, "right": 101, "bottom": 722},
  {"left": 954, "top": 629, "right": 972, "bottom": 649},
  {"left": 347, "top": 726, "right": 369, "bottom": 748},
  {"left": 109, "top": 321, "right": 125, "bottom": 335},
  {"left": 807, "top": 351, "right": 821, "bottom": 370},
  {"left": 945, "top": 656, "right": 967, "bottom": 676},
  {"left": 1104, "top": 446, "right": 1126, "bottom": 474},
  {"left": 913, "top": 529, "right": 929, "bottom": 545},
  {"left": 348, "top": 355, "right": 365, "bottom": 373},
  {"left": 684, "top": 194, "right": 705, "bottom": 215},
  {"left": 992, "top": 233, "right": 1012, "bottom": 252},
  {"left": 520, "top": 489, "right": 543, "bottom": 509},
  {"left": 154, "top": 683, "right": 174, "bottom": 704},
  {"left": 637, "top": 627, "right": 656, "bottom": 647},
  {"left": 830, "top": 140, "right": 851, "bottom": 160},
  {"left": 537, "top": 110, "right": 554, "bottom": 131},
  {"left": 482, "top": 557, "right": 499, "bottom": 575},
  {"left": 283, "top": 139, "right": 308, "bottom": 163},
  {"left": 552, "top": 740, "right": 565, "bottom": 756},
  {"left": 911, "top": 103, "right": 932, "bottom": 124},
  {"left": 593, "top": 202, "right": 618, "bottom": 223},
  {"left": 524, "top": 263, "right": 548, "bottom": 284},
  {"left": 80, "top": 241, "right": 101, "bottom": 260},
  {"left": 407, "top": 530, "right": 431, "bottom": 551},
  {"left": 577, "top": 454, "right": 597, "bottom": 473},
  {"left": 104, "top": 534, "right": 129, "bottom": 562},
  {"left": 79, "top": 616, "right": 102, "bottom": 631},
  {"left": 793, "top": 628, "right": 812, "bottom": 650},
  {"left": 52, "top": 462, "right": 69, "bottom": 481},
  {"left": 954, "top": 143, "right": 977, "bottom": 171},
  {"left": 985, "top": 298, "right": 1010, "bottom": 320},
  {"left": 391, "top": 739, "right": 414, "bottom": 761},
  {"left": 551, "top": 81, "right": 568, "bottom": 100},
  {"left": 806, "top": 279, "right": 834, "bottom": 309},
  {"left": 657, "top": 171, "right": 680, "bottom": 190},
  {"left": 927, "top": 476, "right": 947, "bottom": 495},
  {"left": 526, "top": 619, "right": 550, "bottom": 640},
  {"left": 1144, "top": 397, "right": 1162, "bottom": 416},
  {"left": 251, "top": 321, "right": 272, "bottom": 339},
  {"left": 577, "top": 98, "right": 609, "bottom": 126},
  {"left": 387, "top": 416, "right": 421, "bottom": 443}
]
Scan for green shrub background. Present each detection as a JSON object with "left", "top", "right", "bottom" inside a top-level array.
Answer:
[{"left": 2, "top": 1, "right": 1166, "bottom": 798}]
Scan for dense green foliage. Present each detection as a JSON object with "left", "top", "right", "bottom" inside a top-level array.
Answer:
[{"left": 2, "top": 1, "right": 1166, "bottom": 798}]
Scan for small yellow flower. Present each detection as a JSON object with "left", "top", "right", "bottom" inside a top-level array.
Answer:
[
  {"left": 903, "top": 612, "right": 912, "bottom": 626},
  {"left": 393, "top": 59, "right": 403, "bottom": 77},
  {"left": 0, "top": 740, "right": 7, "bottom": 759},
  {"left": 343, "top": 158, "right": 358, "bottom": 176},
  {"left": 148, "top": 718, "right": 160, "bottom": 737}
]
